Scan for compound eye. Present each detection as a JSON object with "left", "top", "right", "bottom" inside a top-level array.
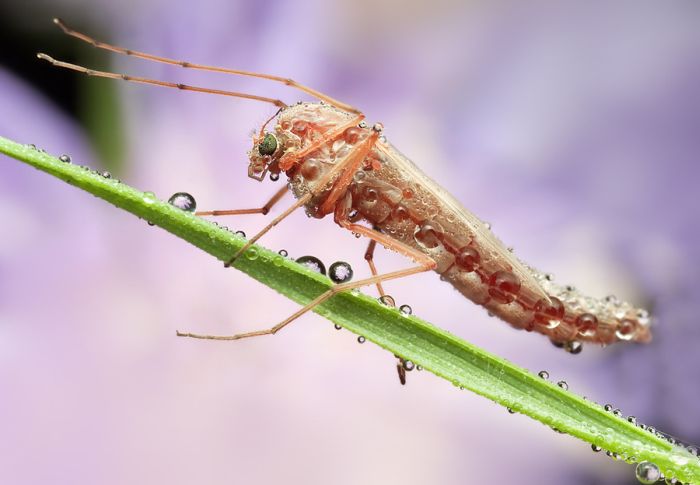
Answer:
[{"left": 258, "top": 133, "right": 278, "bottom": 156}]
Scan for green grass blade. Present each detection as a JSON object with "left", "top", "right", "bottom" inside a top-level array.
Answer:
[{"left": 2, "top": 135, "right": 698, "bottom": 484}]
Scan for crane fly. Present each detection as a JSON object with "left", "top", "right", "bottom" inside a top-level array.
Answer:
[{"left": 39, "top": 18, "right": 652, "bottom": 372}]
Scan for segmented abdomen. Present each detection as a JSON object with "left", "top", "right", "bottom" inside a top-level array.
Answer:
[{"left": 347, "top": 141, "right": 652, "bottom": 347}]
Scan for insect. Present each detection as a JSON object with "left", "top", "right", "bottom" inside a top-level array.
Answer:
[{"left": 39, "top": 19, "right": 652, "bottom": 368}]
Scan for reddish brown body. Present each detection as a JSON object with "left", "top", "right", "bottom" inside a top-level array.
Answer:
[{"left": 261, "top": 102, "right": 652, "bottom": 347}]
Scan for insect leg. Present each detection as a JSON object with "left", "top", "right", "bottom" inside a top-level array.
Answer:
[
  {"left": 50, "top": 18, "right": 360, "bottom": 114},
  {"left": 176, "top": 235, "right": 435, "bottom": 341},
  {"left": 195, "top": 186, "right": 288, "bottom": 217},
  {"left": 37, "top": 53, "right": 287, "bottom": 109},
  {"left": 364, "top": 239, "right": 386, "bottom": 297},
  {"left": 365, "top": 238, "right": 409, "bottom": 385}
]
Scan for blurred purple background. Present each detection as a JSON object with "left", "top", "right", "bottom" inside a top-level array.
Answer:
[{"left": 1, "top": 1, "right": 699, "bottom": 484}]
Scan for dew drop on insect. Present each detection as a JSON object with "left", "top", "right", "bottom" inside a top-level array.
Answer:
[
  {"left": 344, "top": 127, "right": 361, "bottom": 144},
  {"left": 59, "top": 154, "right": 71, "bottom": 163},
  {"left": 300, "top": 159, "right": 321, "bottom": 181},
  {"left": 391, "top": 205, "right": 409, "bottom": 222},
  {"left": 635, "top": 461, "right": 661, "bottom": 484},
  {"left": 414, "top": 223, "right": 444, "bottom": 250},
  {"left": 399, "top": 304, "right": 413, "bottom": 315},
  {"left": 379, "top": 295, "right": 396, "bottom": 307},
  {"left": 564, "top": 341, "right": 583, "bottom": 354},
  {"left": 329, "top": 261, "right": 353, "bottom": 283},
  {"left": 538, "top": 370, "right": 549, "bottom": 380},
  {"left": 557, "top": 381, "right": 569, "bottom": 391},
  {"left": 488, "top": 271, "right": 521, "bottom": 304},
  {"left": 101, "top": 171, "right": 112, "bottom": 179},
  {"left": 616, "top": 319, "right": 637, "bottom": 341},
  {"left": 534, "top": 297, "right": 565, "bottom": 329},
  {"left": 278, "top": 249, "right": 288, "bottom": 257},
  {"left": 402, "top": 360, "right": 415, "bottom": 371},
  {"left": 295, "top": 255, "right": 326, "bottom": 275},
  {"left": 575, "top": 313, "right": 599, "bottom": 336},
  {"left": 455, "top": 247, "right": 480, "bottom": 272},
  {"left": 591, "top": 444, "right": 602, "bottom": 453},
  {"left": 334, "top": 324, "right": 342, "bottom": 330},
  {"left": 357, "top": 336, "right": 366, "bottom": 344},
  {"left": 168, "top": 192, "right": 197, "bottom": 212}
]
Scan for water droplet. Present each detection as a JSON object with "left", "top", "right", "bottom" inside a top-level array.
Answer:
[
  {"left": 334, "top": 324, "right": 342, "bottom": 330},
  {"left": 372, "top": 122, "right": 384, "bottom": 132},
  {"left": 416, "top": 365, "right": 423, "bottom": 371},
  {"left": 616, "top": 319, "right": 638, "bottom": 341},
  {"left": 564, "top": 341, "right": 583, "bottom": 354},
  {"left": 628, "top": 416, "right": 637, "bottom": 425},
  {"left": 245, "top": 247, "right": 259, "bottom": 260},
  {"left": 413, "top": 223, "right": 444, "bottom": 250},
  {"left": 488, "top": 271, "right": 521, "bottom": 304},
  {"left": 534, "top": 297, "right": 565, "bottom": 329},
  {"left": 143, "top": 191, "right": 157, "bottom": 204},
  {"left": 613, "top": 409, "right": 623, "bottom": 417},
  {"left": 357, "top": 336, "right": 366, "bottom": 344},
  {"left": 402, "top": 360, "right": 415, "bottom": 371},
  {"left": 455, "top": 247, "right": 480, "bottom": 272},
  {"left": 295, "top": 255, "right": 326, "bottom": 275},
  {"left": 59, "top": 154, "right": 71, "bottom": 163},
  {"left": 636, "top": 461, "right": 661, "bottom": 484},
  {"left": 235, "top": 230, "right": 246, "bottom": 238},
  {"left": 147, "top": 221, "right": 155, "bottom": 226},
  {"left": 358, "top": 121, "right": 368, "bottom": 128},
  {"left": 604, "top": 404, "right": 614, "bottom": 412},
  {"left": 538, "top": 370, "right": 549, "bottom": 380},
  {"left": 101, "top": 171, "right": 112, "bottom": 178},
  {"left": 329, "top": 261, "right": 353, "bottom": 283},
  {"left": 168, "top": 192, "right": 197, "bottom": 212},
  {"left": 665, "top": 478, "right": 678, "bottom": 485},
  {"left": 591, "top": 444, "right": 602, "bottom": 452},
  {"left": 278, "top": 249, "right": 288, "bottom": 257},
  {"left": 379, "top": 295, "right": 396, "bottom": 307},
  {"left": 507, "top": 408, "right": 515, "bottom": 414},
  {"left": 688, "top": 445, "right": 698, "bottom": 456},
  {"left": 399, "top": 304, "right": 412, "bottom": 315},
  {"left": 557, "top": 381, "right": 569, "bottom": 391},
  {"left": 269, "top": 172, "right": 280, "bottom": 181},
  {"left": 647, "top": 426, "right": 656, "bottom": 434}
]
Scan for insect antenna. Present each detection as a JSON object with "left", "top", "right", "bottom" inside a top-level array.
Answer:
[
  {"left": 36, "top": 53, "right": 288, "bottom": 108},
  {"left": 50, "top": 18, "right": 360, "bottom": 114}
]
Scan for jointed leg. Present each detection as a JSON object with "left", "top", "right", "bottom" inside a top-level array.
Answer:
[
  {"left": 364, "top": 239, "right": 386, "bottom": 297},
  {"left": 177, "top": 226, "right": 436, "bottom": 341},
  {"left": 49, "top": 18, "right": 360, "bottom": 114},
  {"left": 196, "top": 186, "right": 288, "bottom": 217}
]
